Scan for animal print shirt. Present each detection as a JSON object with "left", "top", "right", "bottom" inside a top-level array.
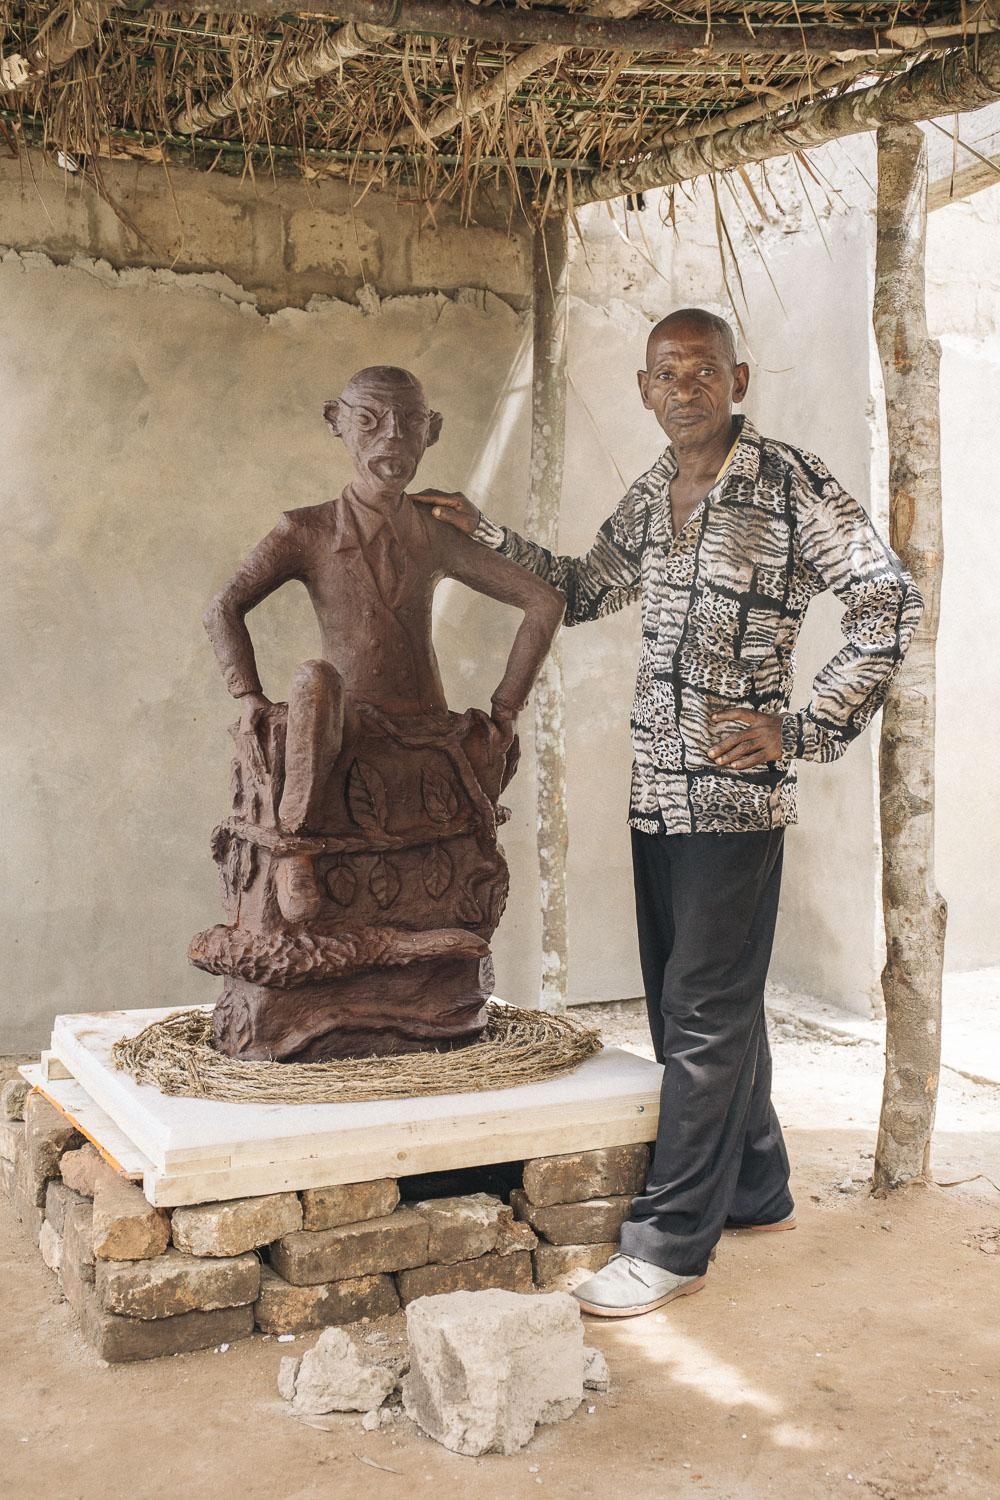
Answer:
[{"left": 472, "top": 416, "right": 923, "bottom": 835}]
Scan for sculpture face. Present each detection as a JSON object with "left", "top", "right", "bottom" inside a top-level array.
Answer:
[{"left": 324, "top": 367, "right": 442, "bottom": 492}]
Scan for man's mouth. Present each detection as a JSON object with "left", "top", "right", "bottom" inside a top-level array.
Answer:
[{"left": 668, "top": 409, "right": 708, "bottom": 424}]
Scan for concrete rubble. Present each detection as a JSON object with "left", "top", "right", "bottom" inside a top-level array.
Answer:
[
  {"left": 278, "top": 1327, "right": 407, "bottom": 1414},
  {"left": 583, "top": 1345, "right": 611, "bottom": 1392},
  {"left": 402, "top": 1289, "right": 585, "bottom": 1456}
]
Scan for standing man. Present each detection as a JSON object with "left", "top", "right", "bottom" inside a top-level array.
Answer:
[{"left": 414, "top": 308, "right": 922, "bottom": 1318}]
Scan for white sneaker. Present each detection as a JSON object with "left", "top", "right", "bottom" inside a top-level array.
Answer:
[{"left": 571, "top": 1254, "right": 707, "bottom": 1318}]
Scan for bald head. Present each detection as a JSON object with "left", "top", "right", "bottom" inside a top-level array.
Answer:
[
  {"left": 646, "top": 309, "right": 737, "bottom": 369},
  {"left": 340, "top": 365, "right": 428, "bottom": 406}
]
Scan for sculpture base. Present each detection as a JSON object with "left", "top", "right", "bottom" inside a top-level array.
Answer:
[{"left": 211, "top": 955, "right": 492, "bottom": 1062}]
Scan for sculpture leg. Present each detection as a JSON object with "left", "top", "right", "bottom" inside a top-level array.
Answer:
[{"left": 279, "top": 659, "right": 345, "bottom": 834}]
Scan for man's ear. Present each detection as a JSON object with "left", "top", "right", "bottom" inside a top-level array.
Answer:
[
  {"left": 732, "top": 362, "right": 750, "bottom": 404},
  {"left": 427, "top": 410, "right": 443, "bottom": 447},
  {"left": 323, "top": 399, "right": 343, "bottom": 436},
  {"left": 636, "top": 369, "right": 652, "bottom": 409}
]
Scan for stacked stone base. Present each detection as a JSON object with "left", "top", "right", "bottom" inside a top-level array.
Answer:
[{"left": 1, "top": 1082, "right": 652, "bottom": 1363}]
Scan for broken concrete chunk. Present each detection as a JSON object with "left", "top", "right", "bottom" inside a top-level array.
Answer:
[
  {"left": 300, "top": 1179, "right": 399, "bottom": 1232},
  {"left": 410, "top": 1192, "right": 515, "bottom": 1265},
  {"left": 532, "top": 1242, "right": 617, "bottom": 1291},
  {"left": 45, "top": 1179, "right": 88, "bottom": 1236},
  {"left": 92, "top": 1166, "right": 170, "bottom": 1261},
  {"left": 397, "top": 1249, "right": 534, "bottom": 1305},
  {"left": 521, "top": 1144, "right": 650, "bottom": 1208},
  {"left": 1, "top": 1079, "right": 29, "bottom": 1121},
  {"left": 63, "top": 1200, "right": 96, "bottom": 1285},
  {"left": 403, "top": 1289, "right": 585, "bottom": 1456},
  {"left": 270, "top": 1208, "right": 428, "bottom": 1287},
  {"left": 0, "top": 1119, "right": 23, "bottom": 1165},
  {"left": 39, "top": 1218, "right": 63, "bottom": 1273},
  {"left": 22, "top": 1093, "right": 83, "bottom": 1208},
  {"left": 512, "top": 1189, "right": 633, "bottom": 1246},
  {"left": 60, "top": 1144, "right": 105, "bottom": 1197},
  {"left": 95, "top": 1248, "right": 260, "bottom": 1319},
  {"left": 583, "top": 1346, "right": 611, "bottom": 1392},
  {"left": 278, "top": 1327, "right": 407, "bottom": 1414},
  {"left": 171, "top": 1193, "right": 302, "bottom": 1257},
  {"left": 254, "top": 1266, "right": 399, "bottom": 1335}
]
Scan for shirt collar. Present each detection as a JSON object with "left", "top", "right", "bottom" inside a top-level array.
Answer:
[{"left": 658, "top": 413, "right": 762, "bottom": 491}]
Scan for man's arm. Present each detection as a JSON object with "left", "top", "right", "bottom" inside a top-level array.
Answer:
[
  {"left": 413, "top": 488, "right": 643, "bottom": 626},
  {"left": 441, "top": 530, "right": 565, "bottom": 721},
  {"left": 203, "top": 514, "right": 305, "bottom": 722},
  {"left": 779, "top": 459, "right": 923, "bottom": 761}
]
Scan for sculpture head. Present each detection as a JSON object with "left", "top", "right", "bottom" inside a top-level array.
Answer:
[{"left": 324, "top": 366, "right": 443, "bottom": 495}]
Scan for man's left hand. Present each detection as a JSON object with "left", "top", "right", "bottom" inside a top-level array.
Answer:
[{"left": 708, "top": 710, "right": 783, "bottom": 769}]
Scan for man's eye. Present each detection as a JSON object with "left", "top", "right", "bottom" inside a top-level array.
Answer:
[
  {"left": 657, "top": 372, "right": 673, "bottom": 381},
  {"left": 699, "top": 368, "right": 716, "bottom": 377}
]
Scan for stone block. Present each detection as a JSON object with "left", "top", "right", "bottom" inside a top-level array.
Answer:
[
  {"left": 402, "top": 1289, "right": 584, "bottom": 1456},
  {"left": 270, "top": 1208, "right": 428, "bottom": 1287},
  {"left": 254, "top": 1265, "right": 399, "bottom": 1335},
  {"left": 92, "top": 1166, "right": 171, "bottom": 1261},
  {"left": 533, "top": 1242, "right": 617, "bottom": 1292},
  {"left": 300, "top": 1179, "right": 399, "bottom": 1232},
  {"left": 39, "top": 1219, "right": 63, "bottom": 1273},
  {"left": 410, "top": 1192, "right": 518, "bottom": 1265},
  {"left": 95, "top": 1248, "right": 260, "bottom": 1319},
  {"left": 521, "top": 1144, "right": 650, "bottom": 1208},
  {"left": 63, "top": 1200, "right": 96, "bottom": 1285},
  {"left": 171, "top": 1193, "right": 302, "bottom": 1257},
  {"left": 396, "top": 1250, "right": 533, "bottom": 1306},
  {"left": 63, "top": 1255, "right": 254, "bottom": 1362},
  {"left": 22, "top": 1093, "right": 83, "bottom": 1207},
  {"left": 0, "top": 1156, "right": 14, "bottom": 1201},
  {"left": 495, "top": 1216, "right": 540, "bottom": 1255},
  {"left": 512, "top": 1189, "right": 632, "bottom": 1246},
  {"left": 45, "top": 1179, "right": 88, "bottom": 1236},
  {"left": 278, "top": 1326, "right": 405, "bottom": 1414},
  {"left": 60, "top": 1144, "right": 105, "bottom": 1197},
  {"left": 0, "top": 1118, "right": 23, "bottom": 1165},
  {"left": 1, "top": 1079, "right": 29, "bottom": 1120}
]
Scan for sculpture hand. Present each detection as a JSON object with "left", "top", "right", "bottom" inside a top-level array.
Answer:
[
  {"left": 410, "top": 488, "right": 482, "bottom": 535},
  {"left": 238, "top": 691, "right": 272, "bottom": 781}
]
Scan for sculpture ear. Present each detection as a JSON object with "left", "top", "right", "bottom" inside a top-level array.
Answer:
[
  {"left": 427, "top": 409, "right": 443, "bottom": 447},
  {"left": 323, "top": 399, "right": 343, "bottom": 436}
]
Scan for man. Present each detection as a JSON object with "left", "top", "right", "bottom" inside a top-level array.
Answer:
[{"left": 414, "top": 309, "right": 922, "bottom": 1318}]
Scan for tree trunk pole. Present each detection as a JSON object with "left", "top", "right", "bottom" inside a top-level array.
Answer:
[
  {"left": 872, "top": 124, "right": 947, "bottom": 1193},
  {"left": 527, "top": 212, "right": 570, "bottom": 1013}
]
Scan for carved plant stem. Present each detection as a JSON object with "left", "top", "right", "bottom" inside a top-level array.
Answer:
[
  {"left": 527, "top": 211, "right": 570, "bottom": 1014},
  {"left": 872, "top": 124, "right": 947, "bottom": 1193}
]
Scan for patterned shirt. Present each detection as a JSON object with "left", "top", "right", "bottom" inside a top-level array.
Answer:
[{"left": 472, "top": 416, "right": 923, "bottom": 835}]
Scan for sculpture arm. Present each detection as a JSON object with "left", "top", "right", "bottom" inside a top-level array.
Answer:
[
  {"left": 443, "top": 532, "right": 565, "bottom": 717},
  {"left": 203, "top": 515, "right": 306, "bottom": 699}
]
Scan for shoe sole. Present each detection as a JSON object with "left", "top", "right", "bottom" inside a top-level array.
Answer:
[
  {"left": 725, "top": 1217, "right": 797, "bottom": 1234},
  {"left": 575, "top": 1275, "right": 707, "bottom": 1319}
]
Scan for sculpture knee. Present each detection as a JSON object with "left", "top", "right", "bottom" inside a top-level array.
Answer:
[{"left": 290, "top": 658, "right": 343, "bottom": 709}]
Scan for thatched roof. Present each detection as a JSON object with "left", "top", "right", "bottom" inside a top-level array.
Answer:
[{"left": 0, "top": 1, "right": 996, "bottom": 216}]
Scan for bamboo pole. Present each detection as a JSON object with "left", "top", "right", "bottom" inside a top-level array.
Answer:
[
  {"left": 149, "top": 0, "right": 957, "bottom": 57},
  {"left": 527, "top": 211, "right": 570, "bottom": 1014},
  {"left": 566, "top": 33, "right": 1000, "bottom": 207},
  {"left": 872, "top": 124, "right": 947, "bottom": 1193}
]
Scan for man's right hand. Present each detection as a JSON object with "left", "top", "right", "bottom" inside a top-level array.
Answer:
[{"left": 410, "top": 489, "right": 481, "bottom": 535}]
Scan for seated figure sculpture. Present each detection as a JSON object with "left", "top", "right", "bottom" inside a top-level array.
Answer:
[{"left": 189, "top": 366, "right": 564, "bottom": 1061}]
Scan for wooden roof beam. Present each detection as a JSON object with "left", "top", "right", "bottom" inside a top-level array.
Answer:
[
  {"left": 148, "top": 0, "right": 990, "bottom": 58},
  {"left": 567, "top": 33, "right": 1000, "bottom": 207}
]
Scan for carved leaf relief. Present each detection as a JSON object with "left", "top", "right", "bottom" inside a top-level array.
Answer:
[
  {"left": 369, "top": 855, "right": 401, "bottom": 909},
  {"left": 422, "top": 844, "right": 454, "bottom": 900},
  {"left": 347, "top": 759, "right": 390, "bottom": 833},
  {"left": 422, "top": 767, "right": 460, "bottom": 824},
  {"left": 326, "top": 863, "right": 358, "bottom": 907},
  {"left": 455, "top": 890, "right": 484, "bottom": 925}
]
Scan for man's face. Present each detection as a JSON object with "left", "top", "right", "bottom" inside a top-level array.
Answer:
[
  {"left": 330, "top": 379, "right": 439, "bottom": 490},
  {"left": 637, "top": 324, "right": 749, "bottom": 449}
]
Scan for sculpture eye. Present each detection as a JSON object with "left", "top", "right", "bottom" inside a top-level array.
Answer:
[{"left": 354, "top": 409, "right": 378, "bottom": 431}]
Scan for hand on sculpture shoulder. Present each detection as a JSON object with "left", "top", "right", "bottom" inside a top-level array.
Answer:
[
  {"left": 708, "top": 709, "right": 783, "bottom": 770},
  {"left": 410, "top": 488, "right": 482, "bottom": 535}
]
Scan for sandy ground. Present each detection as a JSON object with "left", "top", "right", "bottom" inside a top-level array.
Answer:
[{"left": 2, "top": 998, "right": 999, "bottom": 1500}]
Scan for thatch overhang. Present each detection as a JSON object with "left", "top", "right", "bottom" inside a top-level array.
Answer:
[{"left": 1, "top": 2, "right": 998, "bottom": 218}]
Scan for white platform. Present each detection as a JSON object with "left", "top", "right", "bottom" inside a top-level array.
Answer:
[{"left": 48, "top": 1008, "right": 663, "bottom": 1207}]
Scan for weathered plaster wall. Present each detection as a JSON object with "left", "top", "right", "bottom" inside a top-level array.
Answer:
[{"left": 926, "top": 180, "right": 1000, "bottom": 973}]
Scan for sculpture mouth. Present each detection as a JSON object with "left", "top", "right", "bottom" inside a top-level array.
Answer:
[{"left": 368, "top": 453, "right": 414, "bottom": 481}]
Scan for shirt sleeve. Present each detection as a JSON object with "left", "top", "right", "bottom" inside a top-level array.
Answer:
[
  {"left": 781, "top": 454, "right": 924, "bottom": 763},
  {"left": 470, "top": 494, "right": 644, "bottom": 627}
]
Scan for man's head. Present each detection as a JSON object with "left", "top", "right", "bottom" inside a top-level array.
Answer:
[
  {"left": 637, "top": 310, "right": 749, "bottom": 452},
  {"left": 324, "top": 366, "right": 442, "bottom": 492}
]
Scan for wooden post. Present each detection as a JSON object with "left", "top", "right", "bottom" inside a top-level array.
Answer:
[
  {"left": 527, "top": 211, "right": 570, "bottom": 1013},
  {"left": 872, "top": 124, "right": 948, "bottom": 1192}
]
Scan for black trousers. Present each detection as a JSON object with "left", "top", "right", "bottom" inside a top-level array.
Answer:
[{"left": 618, "top": 827, "right": 794, "bottom": 1278}]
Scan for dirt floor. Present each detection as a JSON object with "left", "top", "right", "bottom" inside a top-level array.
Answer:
[{"left": 2, "top": 997, "right": 999, "bottom": 1500}]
